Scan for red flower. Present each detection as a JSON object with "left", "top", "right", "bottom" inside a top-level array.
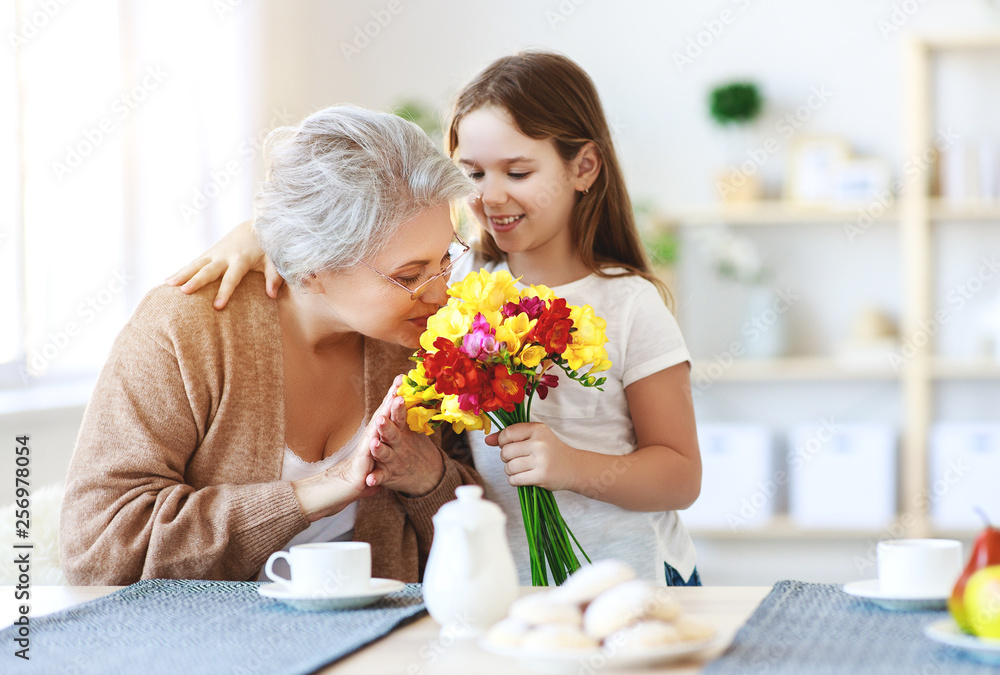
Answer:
[
  {"left": 480, "top": 364, "right": 527, "bottom": 413},
  {"left": 530, "top": 299, "right": 573, "bottom": 354},
  {"left": 540, "top": 319, "right": 572, "bottom": 354},
  {"left": 423, "top": 337, "right": 481, "bottom": 396}
]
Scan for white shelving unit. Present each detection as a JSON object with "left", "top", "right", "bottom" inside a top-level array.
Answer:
[
  {"left": 656, "top": 33, "right": 1000, "bottom": 541},
  {"left": 691, "top": 357, "right": 899, "bottom": 383}
]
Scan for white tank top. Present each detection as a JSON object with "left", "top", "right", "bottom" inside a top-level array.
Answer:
[{"left": 257, "top": 425, "right": 363, "bottom": 582}]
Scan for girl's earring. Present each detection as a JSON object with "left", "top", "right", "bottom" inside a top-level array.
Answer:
[{"left": 582, "top": 186, "right": 590, "bottom": 195}]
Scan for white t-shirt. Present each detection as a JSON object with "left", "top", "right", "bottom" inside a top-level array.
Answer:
[
  {"left": 257, "top": 425, "right": 362, "bottom": 581},
  {"left": 449, "top": 255, "right": 697, "bottom": 584}
]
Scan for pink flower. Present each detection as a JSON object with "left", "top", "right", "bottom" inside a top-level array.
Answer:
[
  {"left": 502, "top": 297, "right": 546, "bottom": 320},
  {"left": 461, "top": 333, "right": 498, "bottom": 359},
  {"left": 460, "top": 313, "right": 498, "bottom": 360},
  {"left": 471, "top": 313, "right": 493, "bottom": 334},
  {"left": 458, "top": 392, "right": 481, "bottom": 414}
]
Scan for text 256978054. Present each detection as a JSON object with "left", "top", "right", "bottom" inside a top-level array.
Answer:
[{"left": 12, "top": 435, "right": 31, "bottom": 661}]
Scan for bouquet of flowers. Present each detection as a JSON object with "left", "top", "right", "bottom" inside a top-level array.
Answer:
[{"left": 398, "top": 269, "right": 611, "bottom": 585}]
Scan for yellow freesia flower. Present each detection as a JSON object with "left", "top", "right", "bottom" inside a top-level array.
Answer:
[
  {"left": 521, "top": 284, "right": 556, "bottom": 302},
  {"left": 562, "top": 304, "right": 612, "bottom": 373},
  {"left": 564, "top": 344, "right": 612, "bottom": 373},
  {"left": 420, "top": 305, "right": 471, "bottom": 351},
  {"left": 399, "top": 364, "right": 430, "bottom": 390},
  {"left": 449, "top": 269, "right": 520, "bottom": 314},
  {"left": 434, "top": 395, "right": 489, "bottom": 433},
  {"left": 517, "top": 344, "right": 546, "bottom": 368},
  {"left": 569, "top": 305, "right": 608, "bottom": 346},
  {"left": 495, "top": 312, "right": 535, "bottom": 355},
  {"left": 406, "top": 406, "right": 438, "bottom": 435},
  {"left": 401, "top": 382, "right": 440, "bottom": 407},
  {"left": 397, "top": 366, "right": 439, "bottom": 407},
  {"left": 588, "top": 355, "right": 612, "bottom": 373}
]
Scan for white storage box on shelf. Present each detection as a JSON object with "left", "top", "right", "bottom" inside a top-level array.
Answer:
[
  {"left": 684, "top": 424, "right": 774, "bottom": 532},
  {"left": 787, "top": 423, "right": 897, "bottom": 529},
  {"left": 929, "top": 423, "right": 1000, "bottom": 530}
]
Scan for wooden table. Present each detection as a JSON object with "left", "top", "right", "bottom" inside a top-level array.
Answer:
[{"left": 2, "top": 586, "right": 769, "bottom": 673}]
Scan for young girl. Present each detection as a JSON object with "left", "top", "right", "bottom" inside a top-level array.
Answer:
[{"left": 169, "top": 51, "right": 702, "bottom": 586}]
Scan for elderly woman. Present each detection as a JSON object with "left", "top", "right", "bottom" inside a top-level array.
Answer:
[{"left": 60, "top": 106, "right": 482, "bottom": 585}]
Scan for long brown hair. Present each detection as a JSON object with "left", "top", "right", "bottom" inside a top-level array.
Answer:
[{"left": 446, "top": 50, "right": 670, "bottom": 304}]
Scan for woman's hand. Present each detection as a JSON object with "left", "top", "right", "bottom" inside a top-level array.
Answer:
[
  {"left": 291, "top": 419, "right": 382, "bottom": 522},
  {"left": 165, "top": 220, "right": 283, "bottom": 309},
  {"left": 485, "top": 422, "right": 580, "bottom": 492},
  {"left": 366, "top": 377, "right": 446, "bottom": 497}
]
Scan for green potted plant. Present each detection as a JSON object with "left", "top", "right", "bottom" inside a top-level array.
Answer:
[
  {"left": 635, "top": 199, "right": 679, "bottom": 301},
  {"left": 709, "top": 82, "right": 762, "bottom": 126},
  {"left": 644, "top": 229, "right": 678, "bottom": 269},
  {"left": 392, "top": 99, "right": 443, "bottom": 145},
  {"left": 708, "top": 81, "right": 763, "bottom": 203}
]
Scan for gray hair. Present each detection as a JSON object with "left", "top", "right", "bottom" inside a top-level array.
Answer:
[{"left": 253, "top": 105, "right": 474, "bottom": 287}]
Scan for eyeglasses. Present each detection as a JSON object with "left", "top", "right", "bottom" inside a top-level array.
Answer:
[{"left": 358, "top": 232, "right": 470, "bottom": 300}]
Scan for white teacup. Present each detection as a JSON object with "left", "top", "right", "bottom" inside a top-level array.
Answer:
[
  {"left": 876, "top": 538, "right": 963, "bottom": 598},
  {"left": 265, "top": 542, "right": 371, "bottom": 595}
]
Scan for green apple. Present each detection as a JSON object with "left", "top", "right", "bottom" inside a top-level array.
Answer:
[{"left": 965, "top": 566, "right": 1000, "bottom": 639}]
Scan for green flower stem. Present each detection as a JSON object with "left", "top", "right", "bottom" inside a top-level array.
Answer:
[
  {"left": 517, "top": 487, "right": 539, "bottom": 586},
  {"left": 563, "top": 513, "right": 592, "bottom": 565},
  {"left": 532, "top": 486, "right": 548, "bottom": 585},
  {"left": 486, "top": 401, "right": 588, "bottom": 586},
  {"left": 538, "top": 491, "right": 579, "bottom": 573}
]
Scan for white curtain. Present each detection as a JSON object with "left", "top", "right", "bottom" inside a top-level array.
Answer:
[{"left": 2, "top": 0, "right": 268, "bottom": 388}]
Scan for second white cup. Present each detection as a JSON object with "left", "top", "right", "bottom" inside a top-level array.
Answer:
[
  {"left": 876, "top": 538, "right": 962, "bottom": 598},
  {"left": 265, "top": 542, "right": 371, "bottom": 595}
]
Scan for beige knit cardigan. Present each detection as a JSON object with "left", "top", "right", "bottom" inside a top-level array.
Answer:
[{"left": 59, "top": 274, "right": 481, "bottom": 585}]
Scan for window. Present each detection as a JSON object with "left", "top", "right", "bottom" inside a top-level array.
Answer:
[{"left": 3, "top": 0, "right": 262, "bottom": 392}]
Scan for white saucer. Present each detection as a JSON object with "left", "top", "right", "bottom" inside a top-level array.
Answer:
[
  {"left": 478, "top": 633, "right": 724, "bottom": 673},
  {"left": 925, "top": 618, "right": 1000, "bottom": 665},
  {"left": 258, "top": 578, "right": 405, "bottom": 611},
  {"left": 842, "top": 579, "right": 948, "bottom": 611}
]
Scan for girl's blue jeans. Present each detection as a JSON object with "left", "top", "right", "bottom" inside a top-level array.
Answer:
[{"left": 664, "top": 562, "right": 702, "bottom": 586}]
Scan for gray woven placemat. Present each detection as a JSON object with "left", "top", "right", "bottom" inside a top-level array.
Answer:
[
  {"left": 704, "top": 580, "right": 997, "bottom": 674},
  {"left": 0, "top": 579, "right": 426, "bottom": 675}
]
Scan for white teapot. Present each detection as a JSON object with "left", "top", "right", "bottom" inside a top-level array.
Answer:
[{"left": 422, "top": 485, "right": 518, "bottom": 637}]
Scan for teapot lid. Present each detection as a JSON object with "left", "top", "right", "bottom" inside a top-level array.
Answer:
[{"left": 433, "top": 485, "right": 507, "bottom": 527}]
